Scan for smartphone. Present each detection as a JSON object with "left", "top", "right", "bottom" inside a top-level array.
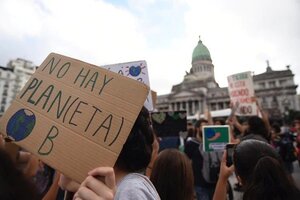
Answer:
[{"left": 226, "top": 143, "right": 235, "bottom": 167}]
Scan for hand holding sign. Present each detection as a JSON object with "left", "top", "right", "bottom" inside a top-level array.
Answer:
[{"left": 74, "top": 167, "right": 116, "bottom": 200}]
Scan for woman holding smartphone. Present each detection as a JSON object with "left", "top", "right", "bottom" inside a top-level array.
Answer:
[{"left": 213, "top": 139, "right": 300, "bottom": 200}]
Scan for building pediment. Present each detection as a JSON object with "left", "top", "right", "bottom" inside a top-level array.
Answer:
[{"left": 169, "top": 90, "right": 199, "bottom": 98}]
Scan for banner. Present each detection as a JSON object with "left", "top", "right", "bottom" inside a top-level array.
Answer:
[{"left": 227, "top": 71, "right": 257, "bottom": 116}]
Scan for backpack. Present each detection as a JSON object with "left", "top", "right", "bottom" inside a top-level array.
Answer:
[
  {"left": 199, "top": 143, "right": 222, "bottom": 183},
  {"left": 278, "top": 133, "right": 297, "bottom": 162}
]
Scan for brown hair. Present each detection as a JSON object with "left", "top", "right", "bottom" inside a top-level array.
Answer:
[{"left": 150, "top": 149, "right": 194, "bottom": 200}]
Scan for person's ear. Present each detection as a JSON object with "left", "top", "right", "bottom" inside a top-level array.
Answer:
[{"left": 236, "top": 175, "right": 243, "bottom": 186}]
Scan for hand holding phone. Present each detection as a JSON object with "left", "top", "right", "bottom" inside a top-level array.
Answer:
[{"left": 226, "top": 143, "right": 235, "bottom": 167}]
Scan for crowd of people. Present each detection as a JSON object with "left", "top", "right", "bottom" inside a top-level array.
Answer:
[{"left": 1, "top": 102, "right": 300, "bottom": 200}]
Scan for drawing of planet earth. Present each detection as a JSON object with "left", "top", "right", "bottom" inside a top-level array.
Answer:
[
  {"left": 6, "top": 109, "right": 36, "bottom": 141},
  {"left": 206, "top": 128, "right": 221, "bottom": 141}
]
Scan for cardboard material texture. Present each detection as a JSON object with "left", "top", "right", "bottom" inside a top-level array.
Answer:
[{"left": 0, "top": 53, "right": 149, "bottom": 183}]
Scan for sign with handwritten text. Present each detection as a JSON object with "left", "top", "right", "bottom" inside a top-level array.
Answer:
[
  {"left": 227, "top": 71, "right": 257, "bottom": 116},
  {"left": 103, "top": 61, "right": 153, "bottom": 111},
  {"left": 0, "top": 53, "right": 149, "bottom": 183}
]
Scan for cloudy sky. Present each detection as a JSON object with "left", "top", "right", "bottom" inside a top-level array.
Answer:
[{"left": 0, "top": 0, "right": 299, "bottom": 95}]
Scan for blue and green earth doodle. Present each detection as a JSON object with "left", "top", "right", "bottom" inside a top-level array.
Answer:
[
  {"left": 203, "top": 126, "right": 230, "bottom": 152},
  {"left": 6, "top": 109, "right": 36, "bottom": 141}
]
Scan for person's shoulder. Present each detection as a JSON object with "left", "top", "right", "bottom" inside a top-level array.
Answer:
[
  {"left": 116, "top": 173, "right": 160, "bottom": 200},
  {"left": 186, "top": 137, "right": 200, "bottom": 145},
  {"left": 241, "top": 133, "right": 268, "bottom": 143}
]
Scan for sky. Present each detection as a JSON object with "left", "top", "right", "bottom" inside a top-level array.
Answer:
[{"left": 0, "top": 0, "right": 299, "bottom": 95}]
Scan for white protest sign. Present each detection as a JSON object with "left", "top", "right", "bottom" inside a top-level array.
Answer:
[
  {"left": 103, "top": 61, "right": 153, "bottom": 111},
  {"left": 227, "top": 71, "right": 257, "bottom": 116}
]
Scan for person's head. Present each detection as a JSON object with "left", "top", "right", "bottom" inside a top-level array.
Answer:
[
  {"left": 195, "top": 119, "right": 208, "bottom": 139},
  {"left": 293, "top": 116, "right": 300, "bottom": 132},
  {"left": 187, "top": 121, "right": 195, "bottom": 137},
  {"left": 115, "top": 106, "right": 154, "bottom": 173},
  {"left": 214, "top": 118, "right": 225, "bottom": 125},
  {"left": 246, "top": 116, "right": 268, "bottom": 140},
  {"left": 271, "top": 123, "right": 281, "bottom": 140},
  {"left": 233, "top": 139, "right": 299, "bottom": 200},
  {"left": 150, "top": 149, "right": 194, "bottom": 200},
  {"left": 271, "top": 123, "right": 281, "bottom": 134}
]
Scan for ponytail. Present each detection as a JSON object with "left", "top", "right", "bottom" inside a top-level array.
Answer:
[
  {"left": 244, "top": 156, "right": 298, "bottom": 200},
  {"left": 115, "top": 106, "right": 154, "bottom": 172}
]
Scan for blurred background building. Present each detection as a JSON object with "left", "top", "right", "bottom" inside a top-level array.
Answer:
[
  {"left": 0, "top": 58, "right": 36, "bottom": 117},
  {"left": 156, "top": 37, "right": 299, "bottom": 121},
  {"left": 0, "top": 42, "right": 299, "bottom": 121}
]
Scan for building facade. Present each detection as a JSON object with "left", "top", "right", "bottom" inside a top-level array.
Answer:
[
  {"left": 156, "top": 38, "right": 299, "bottom": 119},
  {"left": 0, "top": 58, "right": 36, "bottom": 116},
  {"left": 0, "top": 66, "right": 16, "bottom": 115}
]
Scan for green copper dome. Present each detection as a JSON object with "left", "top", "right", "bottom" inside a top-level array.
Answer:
[{"left": 192, "top": 38, "right": 211, "bottom": 63}]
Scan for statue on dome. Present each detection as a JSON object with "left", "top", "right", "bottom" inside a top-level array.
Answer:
[{"left": 183, "top": 67, "right": 198, "bottom": 81}]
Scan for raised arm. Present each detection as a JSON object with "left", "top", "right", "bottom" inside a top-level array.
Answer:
[
  {"left": 213, "top": 151, "right": 234, "bottom": 200},
  {"left": 204, "top": 108, "right": 213, "bottom": 125},
  {"left": 256, "top": 99, "right": 271, "bottom": 137}
]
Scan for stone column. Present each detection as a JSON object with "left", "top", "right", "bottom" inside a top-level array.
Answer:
[
  {"left": 199, "top": 100, "right": 202, "bottom": 114},
  {"left": 192, "top": 100, "right": 195, "bottom": 115},
  {"left": 168, "top": 103, "right": 172, "bottom": 111}
]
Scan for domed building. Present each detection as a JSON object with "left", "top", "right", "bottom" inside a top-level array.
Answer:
[
  {"left": 156, "top": 37, "right": 299, "bottom": 119},
  {"left": 157, "top": 37, "right": 231, "bottom": 116},
  {"left": 183, "top": 37, "right": 218, "bottom": 87}
]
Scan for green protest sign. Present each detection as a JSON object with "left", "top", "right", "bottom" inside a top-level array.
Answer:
[{"left": 202, "top": 125, "right": 230, "bottom": 152}]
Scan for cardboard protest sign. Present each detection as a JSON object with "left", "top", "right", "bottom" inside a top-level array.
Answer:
[
  {"left": 151, "top": 90, "right": 157, "bottom": 109},
  {"left": 151, "top": 111, "right": 187, "bottom": 137},
  {"left": 103, "top": 61, "right": 153, "bottom": 111},
  {"left": 0, "top": 53, "right": 149, "bottom": 183},
  {"left": 202, "top": 125, "right": 230, "bottom": 152},
  {"left": 227, "top": 71, "right": 257, "bottom": 116}
]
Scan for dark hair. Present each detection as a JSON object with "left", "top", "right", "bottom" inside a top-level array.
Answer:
[
  {"left": 234, "top": 140, "right": 299, "bottom": 200},
  {"left": 195, "top": 119, "right": 208, "bottom": 128},
  {"left": 246, "top": 116, "right": 269, "bottom": 140},
  {"left": 213, "top": 118, "right": 225, "bottom": 125},
  {"left": 150, "top": 149, "right": 194, "bottom": 200},
  {"left": 271, "top": 123, "right": 281, "bottom": 134},
  {"left": 115, "top": 107, "right": 154, "bottom": 172},
  {"left": 0, "top": 148, "right": 39, "bottom": 200}
]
